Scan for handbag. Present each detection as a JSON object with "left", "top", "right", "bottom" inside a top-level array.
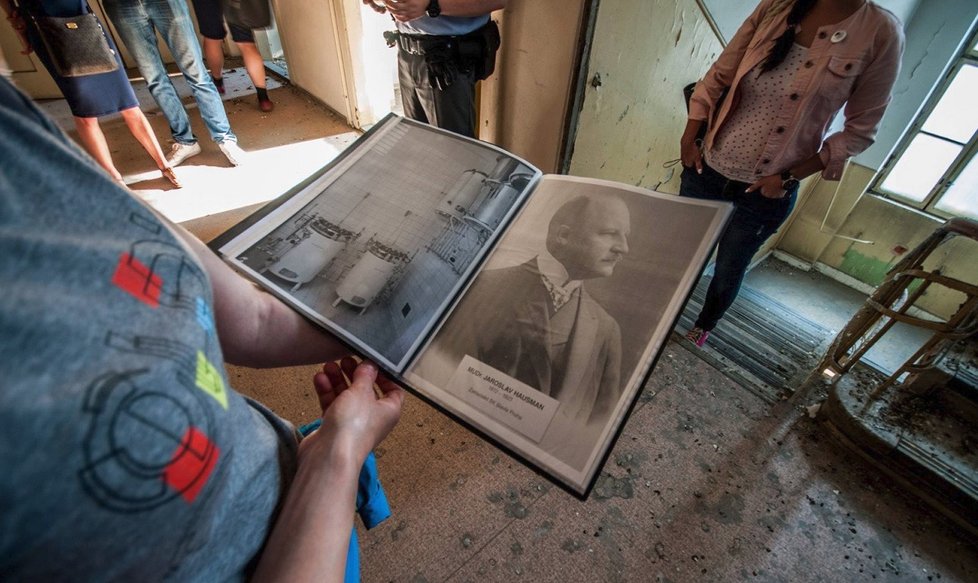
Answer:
[
  {"left": 32, "top": 12, "right": 119, "bottom": 78},
  {"left": 224, "top": 0, "right": 272, "bottom": 30}
]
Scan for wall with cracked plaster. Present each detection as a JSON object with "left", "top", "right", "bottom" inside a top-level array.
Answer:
[
  {"left": 779, "top": 164, "right": 977, "bottom": 319},
  {"left": 568, "top": 0, "right": 722, "bottom": 193}
]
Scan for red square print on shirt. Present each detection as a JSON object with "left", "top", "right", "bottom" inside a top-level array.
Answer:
[
  {"left": 112, "top": 253, "right": 162, "bottom": 307},
  {"left": 163, "top": 427, "right": 220, "bottom": 503}
]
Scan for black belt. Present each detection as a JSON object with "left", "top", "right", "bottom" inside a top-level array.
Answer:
[{"left": 396, "top": 33, "right": 458, "bottom": 56}]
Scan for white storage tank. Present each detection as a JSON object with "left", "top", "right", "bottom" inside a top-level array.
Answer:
[
  {"left": 334, "top": 240, "right": 409, "bottom": 311},
  {"left": 436, "top": 169, "right": 487, "bottom": 219},
  {"left": 268, "top": 218, "right": 354, "bottom": 291},
  {"left": 464, "top": 173, "right": 532, "bottom": 233}
]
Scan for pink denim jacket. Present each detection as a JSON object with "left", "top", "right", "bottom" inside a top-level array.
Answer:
[{"left": 689, "top": 0, "right": 905, "bottom": 180}]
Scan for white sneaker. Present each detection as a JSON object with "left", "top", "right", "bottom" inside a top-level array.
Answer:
[
  {"left": 218, "top": 141, "right": 246, "bottom": 166},
  {"left": 166, "top": 142, "right": 201, "bottom": 167}
]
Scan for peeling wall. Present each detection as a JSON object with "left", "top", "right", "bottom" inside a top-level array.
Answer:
[
  {"left": 780, "top": 164, "right": 977, "bottom": 319},
  {"left": 568, "top": 0, "right": 722, "bottom": 192},
  {"left": 819, "top": 194, "right": 975, "bottom": 320}
]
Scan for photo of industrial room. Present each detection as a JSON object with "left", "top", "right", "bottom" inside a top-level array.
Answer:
[{"left": 230, "top": 118, "right": 538, "bottom": 370}]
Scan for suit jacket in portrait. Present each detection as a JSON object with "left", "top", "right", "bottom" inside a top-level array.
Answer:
[{"left": 437, "top": 258, "right": 622, "bottom": 426}]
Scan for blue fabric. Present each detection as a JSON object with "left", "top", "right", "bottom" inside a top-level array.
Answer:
[
  {"left": 298, "top": 419, "right": 392, "bottom": 583},
  {"left": 102, "top": 0, "right": 235, "bottom": 145},
  {"left": 679, "top": 162, "right": 797, "bottom": 331}
]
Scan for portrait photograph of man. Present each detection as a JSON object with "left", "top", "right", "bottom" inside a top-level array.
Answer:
[{"left": 408, "top": 176, "right": 730, "bottom": 489}]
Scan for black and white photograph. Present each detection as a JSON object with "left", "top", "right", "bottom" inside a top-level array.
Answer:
[
  {"left": 216, "top": 116, "right": 539, "bottom": 370},
  {"left": 407, "top": 176, "right": 731, "bottom": 494}
]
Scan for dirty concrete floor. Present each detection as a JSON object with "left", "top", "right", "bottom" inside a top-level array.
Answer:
[
  {"left": 744, "top": 257, "right": 934, "bottom": 376},
  {"left": 38, "top": 72, "right": 978, "bottom": 582}
]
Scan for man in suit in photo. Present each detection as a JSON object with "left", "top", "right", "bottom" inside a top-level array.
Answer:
[{"left": 435, "top": 193, "right": 631, "bottom": 427}]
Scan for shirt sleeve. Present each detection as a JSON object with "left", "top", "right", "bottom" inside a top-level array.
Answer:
[
  {"left": 689, "top": 0, "right": 777, "bottom": 121},
  {"left": 819, "top": 15, "right": 906, "bottom": 180}
]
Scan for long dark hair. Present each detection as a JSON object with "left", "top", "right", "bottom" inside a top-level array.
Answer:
[{"left": 760, "top": 0, "right": 818, "bottom": 73}]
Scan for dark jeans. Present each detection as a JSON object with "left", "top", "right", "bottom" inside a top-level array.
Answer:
[{"left": 679, "top": 162, "right": 797, "bottom": 331}]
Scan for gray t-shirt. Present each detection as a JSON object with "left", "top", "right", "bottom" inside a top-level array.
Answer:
[{"left": 0, "top": 78, "right": 298, "bottom": 581}]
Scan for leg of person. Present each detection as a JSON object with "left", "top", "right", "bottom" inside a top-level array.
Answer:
[
  {"left": 423, "top": 68, "right": 476, "bottom": 138},
  {"left": 236, "top": 39, "right": 274, "bottom": 112},
  {"left": 227, "top": 22, "right": 271, "bottom": 111},
  {"left": 103, "top": 0, "right": 201, "bottom": 167},
  {"left": 72, "top": 116, "right": 123, "bottom": 182},
  {"left": 119, "top": 106, "right": 181, "bottom": 188},
  {"left": 694, "top": 207, "right": 781, "bottom": 334},
  {"left": 189, "top": 0, "right": 228, "bottom": 93},
  {"left": 152, "top": 0, "right": 240, "bottom": 164},
  {"left": 397, "top": 49, "right": 430, "bottom": 125},
  {"left": 202, "top": 37, "right": 227, "bottom": 93},
  {"left": 679, "top": 162, "right": 735, "bottom": 346}
]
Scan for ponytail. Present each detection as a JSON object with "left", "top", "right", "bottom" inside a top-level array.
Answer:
[{"left": 760, "top": 0, "right": 817, "bottom": 74}]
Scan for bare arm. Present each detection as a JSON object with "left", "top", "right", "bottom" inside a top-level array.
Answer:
[
  {"left": 252, "top": 359, "right": 404, "bottom": 582},
  {"left": 365, "top": 0, "right": 506, "bottom": 22},
  {"left": 169, "top": 222, "right": 350, "bottom": 368}
]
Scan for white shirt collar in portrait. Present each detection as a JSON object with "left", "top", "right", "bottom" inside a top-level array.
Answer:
[{"left": 536, "top": 251, "right": 582, "bottom": 312}]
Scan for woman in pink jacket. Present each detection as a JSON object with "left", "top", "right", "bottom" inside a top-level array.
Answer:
[{"left": 680, "top": 0, "right": 904, "bottom": 347}]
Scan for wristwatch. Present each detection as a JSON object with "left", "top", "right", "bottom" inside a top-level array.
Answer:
[
  {"left": 780, "top": 169, "right": 800, "bottom": 191},
  {"left": 426, "top": 0, "right": 441, "bottom": 17}
]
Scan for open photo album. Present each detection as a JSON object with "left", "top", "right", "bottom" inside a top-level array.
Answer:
[{"left": 210, "top": 114, "right": 732, "bottom": 497}]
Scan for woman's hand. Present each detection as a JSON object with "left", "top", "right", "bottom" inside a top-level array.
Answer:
[
  {"left": 253, "top": 357, "right": 403, "bottom": 582},
  {"left": 680, "top": 119, "right": 705, "bottom": 173},
  {"left": 745, "top": 174, "right": 786, "bottom": 199},
  {"left": 301, "top": 357, "right": 404, "bottom": 466},
  {"left": 680, "top": 137, "right": 703, "bottom": 173},
  {"left": 361, "top": 0, "right": 387, "bottom": 15}
]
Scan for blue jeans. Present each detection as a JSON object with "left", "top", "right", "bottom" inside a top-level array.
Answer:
[
  {"left": 103, "top": 0, "right": 234, "bottom": 145},
  {"left": 679, "top": 162, "right": 797, "bottom": 331}
]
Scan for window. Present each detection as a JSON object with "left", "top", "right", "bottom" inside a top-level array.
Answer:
[{"left": 872, "top": 28, "right": 978, "bottom": 221}]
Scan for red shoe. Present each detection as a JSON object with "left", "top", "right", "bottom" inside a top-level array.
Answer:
[{"left": 258, "top": 96, "right": 274, "bottom": 112}]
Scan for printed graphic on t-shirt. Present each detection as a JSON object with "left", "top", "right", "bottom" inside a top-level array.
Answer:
[{"left": 81, "top": 216, "right": 229, "bottom": 512}]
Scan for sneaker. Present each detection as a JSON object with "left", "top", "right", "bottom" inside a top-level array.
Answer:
[
  {"left": 258, "top": 95, "right": 274, "bottom": 113},
  {"left": 218, "top": 140, "right": 246, "bottom": 166},
  {"left": 214, "top": 77, "right": 225, "bottom": 95},
  {"left": 685, "top": 327, "right": 710, "bottom": 347},
  {"left": 166, "top": 142, "right": 201, "bottom": 167}
]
